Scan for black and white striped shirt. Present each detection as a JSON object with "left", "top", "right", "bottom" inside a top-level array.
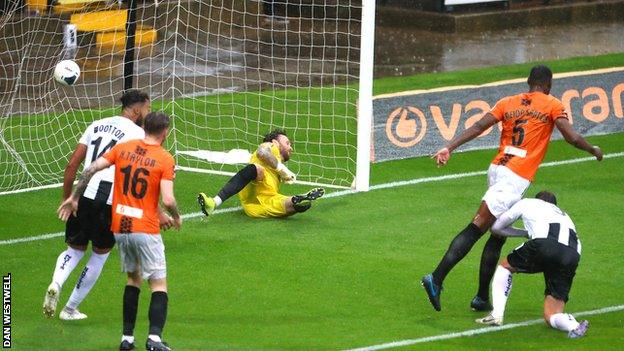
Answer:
[
  {"left": 495, "top": 198, "right": 581, "bottom": 254},
  {"left": 78, "top": 116, "right": 145, "bottom": 205}
]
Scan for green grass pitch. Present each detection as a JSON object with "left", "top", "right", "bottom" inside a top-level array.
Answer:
[{"left": 1, "top": 55, "right": 623, "bottom": 350}]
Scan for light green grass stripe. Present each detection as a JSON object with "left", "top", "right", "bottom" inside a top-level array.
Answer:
[
  {"left": 343, "top": 305, "right": 624, "bottom": 351},
  {"left": 370, "top": 151, "right": 624, "bottom": 191},
  {"left": 0, "top": 207, "right": 243, "bottom": 245},
  {"left": 2, "top": 152, "right": 622, "bottom": 246}
]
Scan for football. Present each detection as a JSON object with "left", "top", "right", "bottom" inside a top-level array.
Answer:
[{"left": 53, "top": 60, "right": 80, "bottom": 86}]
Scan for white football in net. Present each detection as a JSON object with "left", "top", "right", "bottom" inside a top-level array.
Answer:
[{"left": 53, "top": 60, "right": 81, "bottom": 86}]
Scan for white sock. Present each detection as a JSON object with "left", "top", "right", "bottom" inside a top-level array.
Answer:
[
  {"left": 51, "top": 247, "right": 85, "bottom": 289},
  {"left": 213, "top": 196, "right": 222, "bottom": 207},
  {"left": 65, "top": 252, "right": 110, "bottom": 310},
  {"left": 549, "top": 313, "right": 580, "bottom": 332},
  {"left": 491, "top": 265, "right": 513, "bottom": 319},
  {"left": 121, "top": 335, "right": 135, "bottom": 344},
  {"left": 148, "top": 334, "right": 162, "bottom": 343}
]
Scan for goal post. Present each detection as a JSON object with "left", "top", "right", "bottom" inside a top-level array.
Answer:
[
  {"left": 356, "top": 0, "right": 375, "bottom": 192},
  {"left": 0, "top": 0, "right": 375, "bottom": 195}
]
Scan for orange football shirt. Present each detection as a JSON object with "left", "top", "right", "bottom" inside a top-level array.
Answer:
[
  {"left": 103, "top": 139, "right": 175, "bottom": 234},
  {"left": 489, "top": 92, "right": 567, "bottom": 181}
]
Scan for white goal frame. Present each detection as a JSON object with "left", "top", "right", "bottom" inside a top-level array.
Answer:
[{"left": 0, "top": 0, "right": 376, "bottom": 195}]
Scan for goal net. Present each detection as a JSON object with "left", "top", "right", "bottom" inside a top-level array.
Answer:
[{"left": 0, "top": 0, "right": 373, "bottom": 195}]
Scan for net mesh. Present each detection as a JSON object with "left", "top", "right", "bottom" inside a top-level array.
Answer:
[{"left": 0, "top": 0, "right": 363, "bottom": 194}]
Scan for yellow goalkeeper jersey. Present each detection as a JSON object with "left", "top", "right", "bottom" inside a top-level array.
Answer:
[{"left": 238, "top": 142, "right": 289, "bottom": 218}]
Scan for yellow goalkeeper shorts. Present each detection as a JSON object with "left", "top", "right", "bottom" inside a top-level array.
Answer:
[
  {"left": 241, "top": 193, "right": 290, "bottom": 218},
  {"left": 238, "top": 167, "right": 290, "bottom": 218}
]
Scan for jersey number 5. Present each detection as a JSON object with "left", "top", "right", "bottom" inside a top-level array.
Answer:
[
  {"left": 512, "top": 119, "right": 528, "bottom": 146},
  {"left": 120, "top": 165, "right": 150, "bottom": 199}
]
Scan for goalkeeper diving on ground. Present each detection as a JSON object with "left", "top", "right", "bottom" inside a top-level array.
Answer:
[{"left": 197, "top": 129, "right": 324, "bottom": 218}]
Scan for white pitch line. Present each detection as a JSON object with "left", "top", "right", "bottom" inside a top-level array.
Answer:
[
  {"left": 370, "top": 151, "right": 624, "bottom": 191},
  {"left": 1, "top": 152, "right": 622, "bottom": 246},
  {"left": 343, "top": 305, "right": 624, "bottom": 351},
  {"left": 0, "top": 206, "right": 242, "bottom": 246},
  {"left": 0, "top": 231, "right": 65, "bottom": 245}
]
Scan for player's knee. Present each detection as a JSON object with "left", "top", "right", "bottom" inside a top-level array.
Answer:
[
  {"left": 93, "top": 246, "right": 112, "bottom": 254},
  {"left": 68, "top": 243, "right": 87, "bottom": 251},
  {"left": 473, "top": 202, "right": 496, "bottom": 230},
  {"left": 293, "top": 200, "right": 311, "bottom": 213},
  {"left": 500, "top": 258, "right": 513, "bottom": 270},
  {"left": 127, "top": 272, "right": 142, "bottom": 287},
  {"left": 149, "top": 277, "right": 167, "bottom": 292}
]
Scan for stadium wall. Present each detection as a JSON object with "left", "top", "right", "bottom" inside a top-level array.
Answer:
[{"left": 377, "top": 0, "right": 624, "bottom": 32}]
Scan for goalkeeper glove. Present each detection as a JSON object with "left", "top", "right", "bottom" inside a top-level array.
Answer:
[{"left": 276, "top": 162, "right": 296, "bottom": 184}]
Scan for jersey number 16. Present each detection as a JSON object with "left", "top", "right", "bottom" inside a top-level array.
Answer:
[{"left": 120, "top": 165, "right": 150, "bottom": 199}]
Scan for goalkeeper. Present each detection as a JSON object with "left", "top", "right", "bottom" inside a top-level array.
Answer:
[{"left": 198, "top": 129, "right": 324, "bottom": 218}]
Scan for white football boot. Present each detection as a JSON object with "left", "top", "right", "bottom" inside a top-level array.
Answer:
[
  {"left": 43, "top": 282, "right": 60, "bottom": 318},
  {"left": 59, "top": 307, "right": 88, "bottom": 320},
  {"left": 475, "top": 314, "right": 503, "bottom": 326}
]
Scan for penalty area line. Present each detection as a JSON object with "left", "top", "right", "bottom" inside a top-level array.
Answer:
[
  {"left": 1, "top": 152, "right": 622, "bottom": 246},
  {"left": 343, "top": 305, "right": 624, "bottom": 351}
]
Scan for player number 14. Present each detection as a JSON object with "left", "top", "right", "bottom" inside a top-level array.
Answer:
[{"left": 90, "top": 137, "right": 117, "bottom": 162}]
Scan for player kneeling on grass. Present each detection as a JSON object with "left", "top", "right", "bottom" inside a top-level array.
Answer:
[
  {"left": 475, "top": 191, "right": 589, "bottom": 339},
  {"left": 197, "top": 129, "right": 324, "bottom": 218}
]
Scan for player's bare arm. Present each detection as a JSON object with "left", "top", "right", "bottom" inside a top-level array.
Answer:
[
  {"left": 490, "top": 201, "right": 528, "bottom": 238},
  {"left": 492, "top": 225, "right": 528, "bottom": 238},
  {"left": 433, "top": 113, "right": 498, "bottom": 166},
  {"left": 160, "top": 179, "right": 181, "bottom": 229},
  {"left": 71, "top": 157, "right": 112, "bottom": 201},
  {"left": 57, "top": 157, "right": 111, "bottom": 221},
  {"left": 554, "top": 117, "right": 603, "bottom": 161},
  {"left": 256, "top": 141, "right": 296, "bottom": 183},
  {"left": 62, "top": 143, "right": 87, "bottom": 200},
  {"left": 158, "top": 206, "right": 175, "bottom": 230},
  {"left": 491, "top": 219, "right": 529, "bottom": 238},
  {"left": 256, "top": 142, "right": 279, "bottom": 168}
]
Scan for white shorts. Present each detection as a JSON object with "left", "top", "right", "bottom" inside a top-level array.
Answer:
[
  {"left": 115, "top": 233, "right": 167, "bottom": 280},
  {"left": 482, "top": 164, "right": 530, "bottom": 218}
]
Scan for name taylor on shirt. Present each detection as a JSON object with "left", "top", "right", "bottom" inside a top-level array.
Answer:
[{"left": 118, "top": 149, "right": 157, "bottom": 168}]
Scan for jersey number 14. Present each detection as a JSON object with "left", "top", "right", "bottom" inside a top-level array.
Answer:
[{"left": 90, "top": 137, "right": 117, "bottom": 162}]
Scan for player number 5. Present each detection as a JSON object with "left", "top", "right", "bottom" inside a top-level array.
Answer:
[{"left": 512, "top": 119, "right": 528, "bottom": 146}]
